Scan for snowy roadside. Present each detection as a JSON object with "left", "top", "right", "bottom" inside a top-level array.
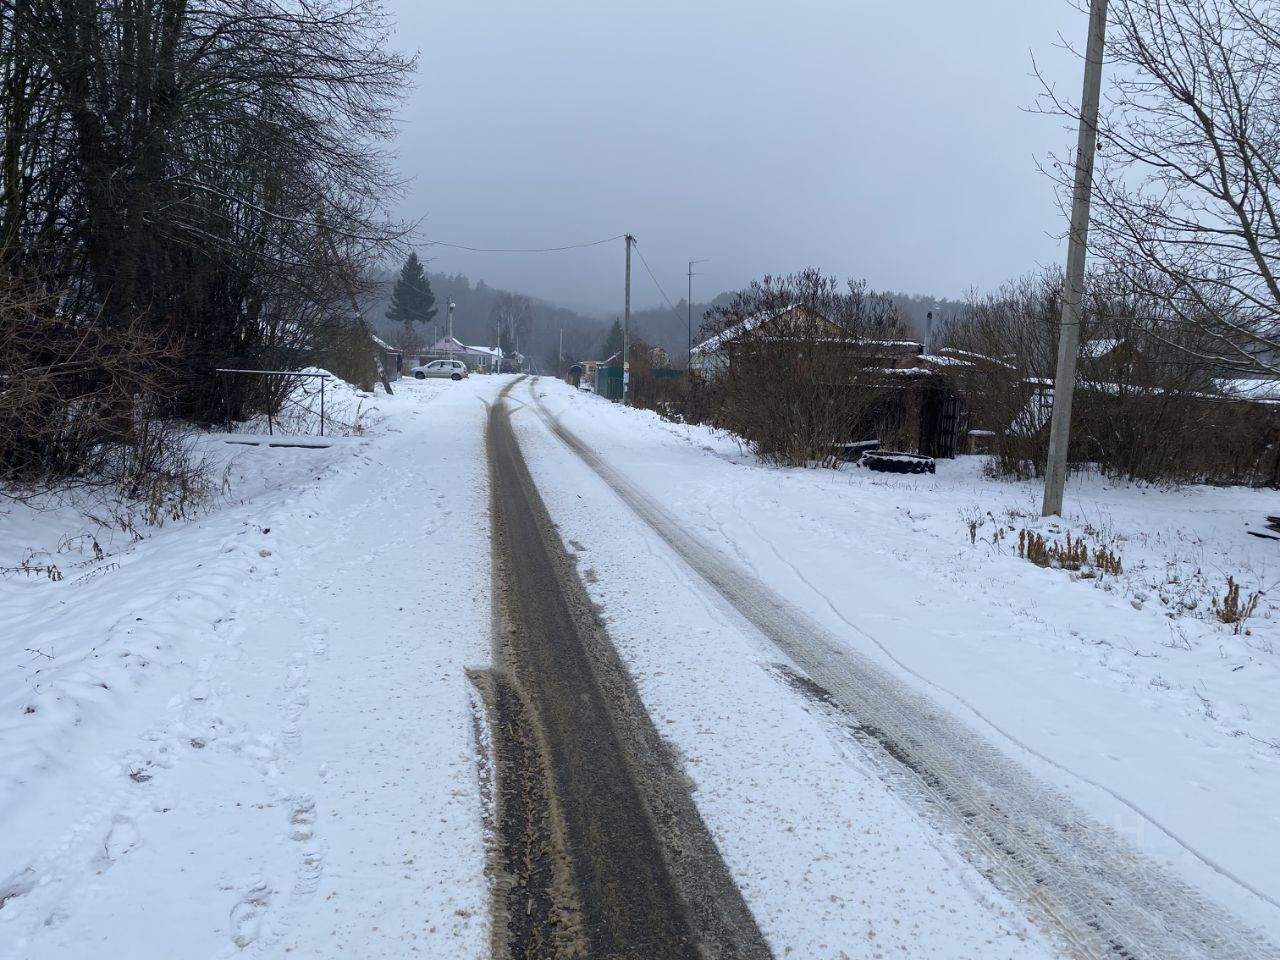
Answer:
[
  {"left": 1, "top": 375, "right": 500, "bottom": 960},
  {"left": 510, "top": 387, "right": 1058, "bottom": 959},
  {"left": 524, "top": 376, "right": 1280, "bottom": 944}
]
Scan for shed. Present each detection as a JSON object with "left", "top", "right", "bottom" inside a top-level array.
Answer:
[{"left": 371, "top": 333, "right": 402, "bottom": 379}]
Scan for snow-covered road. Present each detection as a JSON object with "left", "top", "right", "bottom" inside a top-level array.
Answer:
[
  {"left": 3, "top": 372, "right": 1276, "bottom": 960},
  {"left": 516, "top": 378, "right": 1275, "bottom": 959},
  {"left": 510, "top": 383, "right": 1056, "bottom": 959},
  {"left": 520, "top": 376, "right": 1280, "bottom": 951}
]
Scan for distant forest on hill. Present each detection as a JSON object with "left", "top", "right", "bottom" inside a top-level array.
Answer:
[{"left": 365, "top": 267, "right": 966, "bottom": 373}]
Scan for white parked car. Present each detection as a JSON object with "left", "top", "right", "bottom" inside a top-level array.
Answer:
[{"left": 410, "top": 359, "right": 469, "bottom": 381}]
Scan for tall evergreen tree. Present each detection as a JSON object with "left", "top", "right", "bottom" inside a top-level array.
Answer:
[
  {"left": 386, "top": 252, "right": 437, "bottom": 345},
  {"left": 602, "top": 318, "right": 624, "bottom": 361}
]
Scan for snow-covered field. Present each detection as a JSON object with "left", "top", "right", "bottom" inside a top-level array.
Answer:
[{"left": 2, "top": 371, "right": 1276, "bottom": 959}]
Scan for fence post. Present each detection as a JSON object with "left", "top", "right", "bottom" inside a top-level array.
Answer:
[{"left": 320, "top": 378, "right": 326, "bottom": 437}]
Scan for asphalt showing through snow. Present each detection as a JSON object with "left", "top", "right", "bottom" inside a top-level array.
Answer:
[{"left": 479, "top": 381, "right": 772, "bottom": 959}]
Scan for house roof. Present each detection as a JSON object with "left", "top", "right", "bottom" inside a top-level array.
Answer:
[
  {"left": 691, "top": 305, "right": 922, "bottom": 357},
  {"left": 602, "top": 345, "right": 668, "bottom": 366},
  {"left": 857, "top": 339, "right": 924, "bottom": 349},
  {"left": 880, "top": 366, "right": 934, "bottom": 377},
  {"left": 691, "top": 303, "right": 803, "bottom": 354},
  {"left": 934, "top": 346, "right": 1017, "bottom": 370},
  {"left": 428, "top": 336, "right": 468, "bottom": 352},
  {"left": 371, "top": 333, "right": 398, "bottom": 352},
  {"left": 1213, "top": 377, "right": 1280, "bottom": 403},
  {"left": 1084, "top": 338, "right": 1121, "bottom": 359},
  {"left": 1010, "top": 374, "right": 1280, "bottom": 438},
  {"left": 427, "top": 337, "right": 501, "bottom": 359}
]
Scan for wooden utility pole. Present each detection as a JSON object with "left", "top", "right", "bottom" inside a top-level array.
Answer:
[
  {"left": 687, "top": 258, "right": 707, "bottom": 369},
  {"left": 1042, "top": 0, "right": 1108, "bottom": 517},
  {"left": 623, "top": 234, "right": 633, "bottom": 403}
]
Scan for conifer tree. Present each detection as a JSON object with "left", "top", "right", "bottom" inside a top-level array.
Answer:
[
  {"left": 602, "top": 318, "right": 624, "bottom": 361},
  {"left": 386, "top": 252, "right": 437, "bottom": 347}
]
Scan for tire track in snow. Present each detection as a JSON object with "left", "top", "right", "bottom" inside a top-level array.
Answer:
[
  {"left": 529, "top": 380, "right": 1276, "bottom": 960},
  {"left": 723, "top": 488, "right": 1280, "bottom": 918},
  {"left": 482, "top": 382, "right": 773, "bottom": 959}
]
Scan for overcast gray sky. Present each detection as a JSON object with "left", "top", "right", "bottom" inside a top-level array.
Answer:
[{"left": 381, "top": 0, "right": 1086, "bottom": 313}]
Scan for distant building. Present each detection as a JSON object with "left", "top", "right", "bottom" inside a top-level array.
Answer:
[
  {"left": 370, "top": 333, "right": 402, "bottom": 379},
  {"left": 417, "top": 336, "right": 503, "bottom": 372},
  {"left": 687, "top": 303, "right": 983, "bottom": 457},
  {"left": 689, "top": 304, "right": 924, "bottom": 375}
]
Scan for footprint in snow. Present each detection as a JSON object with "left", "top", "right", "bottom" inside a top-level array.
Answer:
[
  {"left": 282, "top": 698, "right": 307, "bottom": 751},
  {"left": 288, "top": 798, "right": 316, "bottom": 842},
  {"left": 293, "top": 842, "right": 324, "bottom": 897},
  {"left": 0, "top": 867, "right": 36, "bottom": 910},
  {"left": 285, "top": 659, "right": 307, "bottom": 689},
  {"left": 229, "top": 879, "right": 272, "bottom": 948},
  {"left": 104, "top": 814, "right": 140, "bottom": 861}
]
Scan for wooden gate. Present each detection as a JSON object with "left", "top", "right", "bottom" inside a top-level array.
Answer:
[{"left": 920, "top": 389, "right": 961, "bottom": 459}]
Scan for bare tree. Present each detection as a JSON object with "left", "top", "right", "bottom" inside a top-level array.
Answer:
[
  {"left": 1041, "top": 0, "right": 1280, "bottom": 372},
  {"left": 0, "top": 0, "right": 415, "bottom": 493},
  {"left": 491, "top": 292, "right": 532, "bottom": 355},
  {"left": 944, "top": 266, "right": 1279, "bottom": 484},
  {"left": 943, "top": 271, "right": 1065, "bottom": 477},
  {"left": 698, "top": 269, "right": 909, "bottom": 467},
  {"left": 0, "top": 266, "right": 204, "bottom": 502}
]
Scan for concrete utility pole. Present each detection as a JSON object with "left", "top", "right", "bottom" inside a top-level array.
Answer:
[
  {"left": 447, "top": 299, "right": 456, "bottom": 345},
  {"left": 623, "top": 234, "right": 633, "bottom": 403},
  {"left": 1042, "top": 0, "right": 1109, "bottom": 518},
  {"left": 925, "top": 304, "right": 939, "bottom": 354},
  {"left": 687, "top": 259, "right": 708, "bottom": 369}
]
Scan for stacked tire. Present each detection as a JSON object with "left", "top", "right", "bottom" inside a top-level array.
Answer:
[{"left": 861, "top": 451, "right": 936, "bottom": 475}]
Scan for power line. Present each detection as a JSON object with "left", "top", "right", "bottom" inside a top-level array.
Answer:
[
  {"left": 425, "top": 234, "right": 626, "bottom": 254},
  {"left": 631, "top": 241, "right": 687, "bottom": 327}
]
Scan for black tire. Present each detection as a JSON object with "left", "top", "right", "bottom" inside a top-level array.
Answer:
[
  {"left": 414, "top": 371, "right": 426, "bottom": 379},
  {"left": 863, "top": 452, "right": 935, "bottom": 475},
  {"left": 451, "top": 373, "right": 462, "bottom": 381}
]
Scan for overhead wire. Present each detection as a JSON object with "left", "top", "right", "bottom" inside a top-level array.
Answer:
[
  {"left": 424, "top": 234, "right": 626, "bottom": 254},
  {"left": 630, "top": 240, "right": 689, "bottom": 327},
  {"left": 388, "top": 234, "right": 696, "bottom": 344},
  {"left": 384, "top": 234, "right": 626, "bottom": 321}
]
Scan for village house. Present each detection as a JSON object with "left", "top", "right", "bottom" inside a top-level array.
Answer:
[
  {"left": 689, "top": 304, "right": 978, "bottom": 458},
  {"left": 412, "top": 336, "right": 503, "bottom": 373}
]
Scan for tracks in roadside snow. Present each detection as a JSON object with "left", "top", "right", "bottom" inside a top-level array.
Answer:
[
  {"left": 474, "top": 379, "right": 772, "bottom": 960},
  {"left": 526, "top": 377, "right": 1277, "bottom": 960}
]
